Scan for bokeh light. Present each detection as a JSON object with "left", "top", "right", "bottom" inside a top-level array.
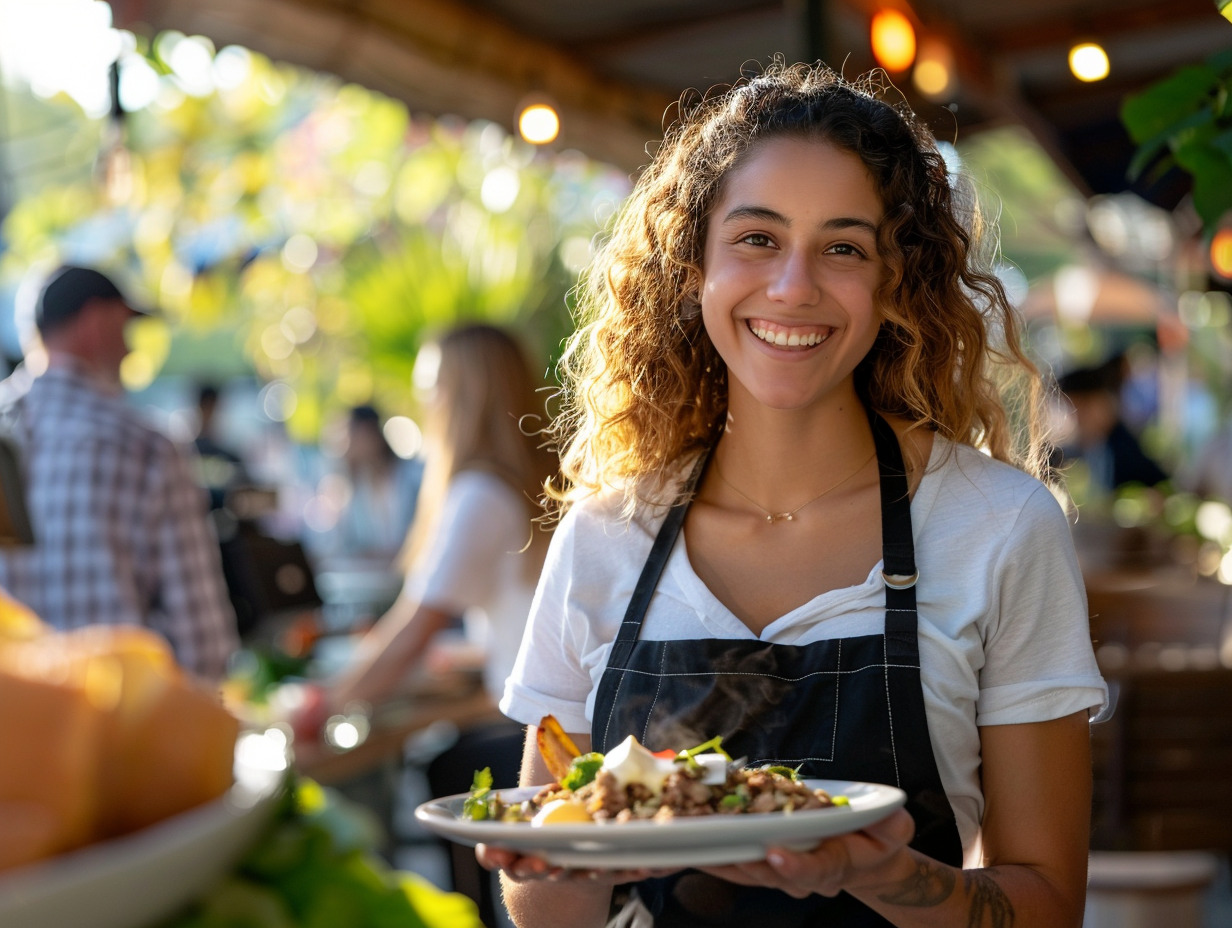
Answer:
[
  {"left": 870, "top": 10, "right": 916, "bottom": 72},
  {"left": 517, "top": 102, "right": 560, "bottom": 144},
  {"left": 1069, "top": 42, "right": 1109, "bottom": 82}
]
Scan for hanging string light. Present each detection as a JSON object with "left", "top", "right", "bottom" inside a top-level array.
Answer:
[
  {"left": 870, "top": 9, "right": 916, "bottom": 72},
  {"left": 98, "top": 58, "right": 133, "bottom": 203},
  {"left": 517, "top": 99, "right": 560, "bottom": 145},
  {"left": 912, "top": 39, "right": 955, "bottom": 98},
  {"left": 1068, "top": 42, "right": 1110, "bottom": 82},
  {"left": 1211, "top": 228, "right": 1232, "bottom": 280}
]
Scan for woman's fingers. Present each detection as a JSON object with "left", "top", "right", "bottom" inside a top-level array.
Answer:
[
  {"left": 475, "top": 844, "right": 667, "bottom": 884},
  {"left": 477, "top": 844, "right": 559, "bottom": 881},
  {"left": 698, "top": 808, "right": 917, "bottom": 898},
  {"left": 767, "top": 807, "right": 917, "bottom": 896}
]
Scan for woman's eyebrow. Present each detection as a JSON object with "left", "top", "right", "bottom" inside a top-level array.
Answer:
[
  {"left": 719, "top": 206, "right": 879, "bottom": 236},
  {"left": 822, "top": 216, "right": 879, "bottom": 236},
  {"left": 721, "top": 205, "right": 786, "bottom": 224}
]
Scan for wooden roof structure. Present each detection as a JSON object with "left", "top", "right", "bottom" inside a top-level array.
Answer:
[{"left": 114, "top": 0, "right": 1231, "bottom": 209}]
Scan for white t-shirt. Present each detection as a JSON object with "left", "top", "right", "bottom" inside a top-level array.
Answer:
[
  {"left": 409, "top": 470, "right": 539, "bottom": 701},
  {"left": 501, "top": 438, "right": 1108, "bottom": 862}
]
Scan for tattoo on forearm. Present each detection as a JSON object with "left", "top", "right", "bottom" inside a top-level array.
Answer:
[
  {"left": 876, "top": 858, "right": 956, "bottom": 907},
  {"left": 962, "top": 871, "right": 1015, "bottom": 928}
]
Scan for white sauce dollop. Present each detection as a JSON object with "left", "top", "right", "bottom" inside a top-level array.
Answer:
[{"left": 601, "top": 735, "right": 678, "bottom": 795}]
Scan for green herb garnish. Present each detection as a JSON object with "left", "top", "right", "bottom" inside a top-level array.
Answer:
[
  {"left": 462, "top": 767, "right": 493, "bottom": 821},
  {"left": 763, "top": 765, "right": 801, "bottom": 781},
  {"left": 560, "top": 752, "right": 605, "bottom": 791},
  {"left": 677, "top": 736, "right": 732, "bottom": 766}
]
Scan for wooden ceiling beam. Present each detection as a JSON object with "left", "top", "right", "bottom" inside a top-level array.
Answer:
[
  {"left": 564, "top": 0, "right": 781, "bottom": 55},
  {"left": 973, "top": 1, "right": 1218, "bottom": 54},
  {"left": 117, "top": 0, "right": 676, "bottom": 171}
]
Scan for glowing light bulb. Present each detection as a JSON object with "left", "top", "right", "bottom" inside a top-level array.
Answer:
[
  {"left": 518, "top": 102, "right": 560, "bottom": 144},
  {"left": 871, "top": 10, "right": 916, "bottom": 72},
  {"left": 1069, "top": 42, "right": 1109, "bottom": 82},
  {"left": 913, "top": 40, "right": 954, "bottom": 98},
  {"left": 1211, "top": 228, "right": 1232, "bottom": 279}
]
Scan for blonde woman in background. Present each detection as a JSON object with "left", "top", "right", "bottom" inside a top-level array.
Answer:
[
  {"left": 305, "top": 323, "right": 556, "bottom": 927},
  {"left": 326, "top": 322, "right": 557, "bottom": 714}
]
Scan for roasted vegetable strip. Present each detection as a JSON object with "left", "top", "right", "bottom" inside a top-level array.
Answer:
[{"left": 536, "top": 714, "right": 582, "bottom": 781}]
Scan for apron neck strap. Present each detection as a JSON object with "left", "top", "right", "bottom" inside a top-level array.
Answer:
[
  {"left": 609, "top": 452, "right": 708, "bottom": 651},
  {"left": 869, "top": 410, "right": 920, "bottom": 639}
]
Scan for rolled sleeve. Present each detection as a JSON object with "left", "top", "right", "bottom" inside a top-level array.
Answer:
[{"left": 976, "top": 486, "right": 1108, "bottom": 725}]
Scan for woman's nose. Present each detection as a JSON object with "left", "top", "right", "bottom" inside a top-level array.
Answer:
[{"left": 765, "top": 250, "right": 820, "bottom": 305}]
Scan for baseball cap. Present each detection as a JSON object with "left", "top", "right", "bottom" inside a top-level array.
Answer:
[{"left": 34, "top": 265, "right": 152, "bottom": 335}]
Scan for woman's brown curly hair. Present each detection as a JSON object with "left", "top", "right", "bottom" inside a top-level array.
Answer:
[{"left": 547, "top": 60, "right": 1048, "bottom": 518}]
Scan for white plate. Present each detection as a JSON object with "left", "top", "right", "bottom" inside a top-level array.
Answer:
[
  {"left": 0, "top": 730, "right": 289, "bottom": 928},
  {"left": 415, "top": 778, "right": 906, "bottom": 869}
]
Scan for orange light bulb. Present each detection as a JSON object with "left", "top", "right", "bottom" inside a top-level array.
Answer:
[
  {"left": 1211, "top": 228, "right": 1232, "bottom": 279},
  {"left": 871, "top": 10, "right": 917, "bottom": 72}
]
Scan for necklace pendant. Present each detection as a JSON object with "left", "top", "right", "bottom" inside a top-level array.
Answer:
[{"left": 768, "top": 512, "right": 793, "bottom": 523}]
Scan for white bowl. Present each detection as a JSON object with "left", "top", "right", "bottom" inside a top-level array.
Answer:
[{"left": 0, "top": 730, "right": 289, "bottom": 928}]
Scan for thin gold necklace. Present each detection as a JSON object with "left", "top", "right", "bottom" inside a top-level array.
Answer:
[{"left": 711, "top": 448, "right": 877, "bottom": 523}]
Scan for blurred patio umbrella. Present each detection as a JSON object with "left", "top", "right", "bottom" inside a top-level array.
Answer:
[{"left": 1021, "top": 264, "right": 1187, "bottom": 352}]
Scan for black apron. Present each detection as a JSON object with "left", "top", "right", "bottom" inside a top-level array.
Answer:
[{"left": 591, "top": 412, "right": 964, "bottom": 926}]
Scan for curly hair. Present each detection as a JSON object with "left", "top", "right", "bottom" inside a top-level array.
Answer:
[{"left": 547, "top": 60, "right": 1048, "bottom": 518}]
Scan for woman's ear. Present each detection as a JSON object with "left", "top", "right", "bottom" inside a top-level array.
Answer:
[
  {"left": 680, "top": 293, "right": 701, "bottom": 320},
  {"left": 680, "top": 270, "right": 703, "bottom": 321}
]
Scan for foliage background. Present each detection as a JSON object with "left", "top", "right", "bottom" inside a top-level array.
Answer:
[{"left": 0, "top": 34, "right": 630, "bottom": 441}]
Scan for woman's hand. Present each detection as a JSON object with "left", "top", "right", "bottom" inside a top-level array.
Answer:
[
  {"left": 479, "top": 843, "right": 678, "bottom": 928},
  {"left": 476, "top": 843, "right": 677, "bottom": 885},
  {"left": 697, "top": 806, "right": 916, "bottom": 899}
]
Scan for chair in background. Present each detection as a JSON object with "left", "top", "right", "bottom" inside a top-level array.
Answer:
[{"left": 1088, "top": 664, "right": 1232, "bottom": 928}]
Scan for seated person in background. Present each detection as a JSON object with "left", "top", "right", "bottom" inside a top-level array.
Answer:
[
  {"left": 192, "top": 382, "right": 250, "bottom": 511},
  {"left": 326, "top": 404, "right": 424, "bottom": 570},
  {"left": 0, "top": 265, "right": 238, "bottom": 681},
  {"left": 1056, "top": 359, "right": 1168, "bottom": 493}
]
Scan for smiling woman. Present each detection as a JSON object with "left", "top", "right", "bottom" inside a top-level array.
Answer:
[{"left": 484, "top": 60, "right": 1107, "bottom": 928}]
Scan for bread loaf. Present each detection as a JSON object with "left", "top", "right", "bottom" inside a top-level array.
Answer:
[{"left": 0, "top": 595, "right": 238, "bottom": 869}]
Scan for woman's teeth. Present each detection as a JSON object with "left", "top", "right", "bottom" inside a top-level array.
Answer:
[{"left": 749, "top": 323, "right": 831, "bottom": 348}]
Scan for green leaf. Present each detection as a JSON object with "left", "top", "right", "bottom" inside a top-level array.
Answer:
[
  {"left": 1121, "top": 65, "right": 1219, "bottom": 143},
  {"left": 1178, "top": 144, "right": 1232, "bottom": 228},
  {"left": 1209, "top": 46, "right": 1232, "bottom": 78},
  {"left": 1125, "top": 107, "right": 1216, "bottom": 180},
  {"left": 189, "top": 877, "right": 297, "bottom": 928},
  {"left": 1211, "top": 127, "right": 1232, "bottom": 159},
  {"left": 401, "top": 872, "right": 484, "bottom": 928}
]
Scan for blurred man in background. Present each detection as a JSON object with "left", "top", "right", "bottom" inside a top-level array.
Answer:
[
  {"left": 0, "top": 265, "right": 238, "bottom": 680},
  {"left": 1055, "top": 357, "right": 1169, "bottom": 494}
]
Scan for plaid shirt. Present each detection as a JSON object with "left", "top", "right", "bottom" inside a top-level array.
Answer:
[{"left": 0, "top": 364, "right": 238, "bottom": 679}]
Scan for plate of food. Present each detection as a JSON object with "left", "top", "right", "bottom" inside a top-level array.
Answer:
[{"left": 415, "top": 717, "right": 907, "bottom": 868}]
